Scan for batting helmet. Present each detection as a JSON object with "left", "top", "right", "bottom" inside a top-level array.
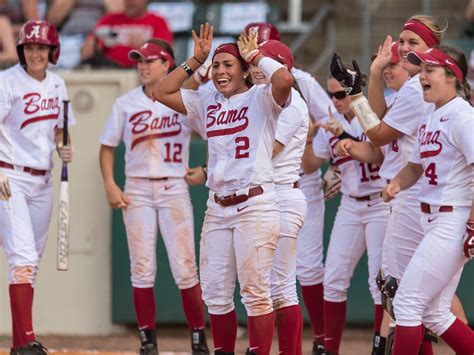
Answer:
[
  {"left": 17, "top": 21, "right": 60, "bottom": 65},
  {"left": 259, "top": 40, "right": 294, "bottom": 70},
  {"left": 244, "top": 22, "right": 280, "bottom": 45}
]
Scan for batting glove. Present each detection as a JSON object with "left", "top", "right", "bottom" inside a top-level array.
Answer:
[
  {"left": 193, "top": 60, "right": 212, "bottom": 84},
  {"left": 323, "top": 164, "right": 342, "bottom": 200},
  {"left": 463, "top": 220, "right": 474, "bottom": 260},
  {"left": 0, "top": 171, "right": 11, "bottom": 201},
  {"left": 330, "top": 53, "right": 362, "bottom": 96},
  {"left": 57, "top": 142, "right": 74, "bottom": 163},
  {"left": 237, "top": 31, "right": 260, "bottom": 64}
]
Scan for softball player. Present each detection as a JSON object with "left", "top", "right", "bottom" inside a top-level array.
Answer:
[
  {"left": 244, "top": 23, "right": 334, "bottom": 353},
  {"left": 153, "top": 24, "right": 294, "bottom": 354},
  {"left": 0, "top": 20, "right": 75, "bottom": 354},
  {"left": 330, "top": 15, "right": 446, "bottom": 354},
  {"left": 249, "top": 39, "right": 309, "bottom": 354},
  {"left": 99, "top": 39, "right": 209, "bottom": 355},
  {"left": 302, "top": 75, "right": 389, "bottom": 355},
  {"left": 384, "top": 45, "right": 474, "bottom": 355}
]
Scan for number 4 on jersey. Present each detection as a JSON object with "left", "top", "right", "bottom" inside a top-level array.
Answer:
[{"left": 424, "top": 162, "right": 438, "bottom": 185}]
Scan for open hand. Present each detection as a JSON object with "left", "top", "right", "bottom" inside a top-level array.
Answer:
[
  {"left": 330, "top": 53, "right": 362, "bottom": 96},
  {"left": 237, "top": 30, "right": 259, "bottom": 63},
  {"left": 192, "top": 23, "right": 214, "bottom": 64},
  {"left": 371, "top": 35, "right": 393, "bottom": 73}
]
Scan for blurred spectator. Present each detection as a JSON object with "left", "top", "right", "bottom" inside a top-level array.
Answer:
[
  {"left": 80, "top": 0, "right": 173, "bottom": 68},
  {"left": 0, "top": 0, "right": 39, "bottom": 36},
  {"left": 464, "top": 0, "right": 474, "bottom": 37},
  {"left": 0, "top": 15, "right": 17, "bottom": 68},
  {"left": 45, "top": 0, "right": 123, "bottom": 36}
]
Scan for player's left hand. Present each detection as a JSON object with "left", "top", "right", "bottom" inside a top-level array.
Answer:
[
  {"left": 371, "top": 35, "right": 393, "bottom": 73},
  {"left": 56, "top": 142, "right": 73, "bottom": 163},
  {"left": 185, "top": 166, "right": 206, "bottom": 186},
  {"left": 0, "top": 172, "right": 11, "bottom": 201},
  {"left": 330, "top": 53, "right": 362, "bottom": 96},
  {"left": 462, "top": 220, "right": 474, "bottom": 260},
  {"left": 192, "top": 23, "right": 214, "bottom": 64},
  {"left": 237, "top": 30, "right": 260, "bottom": 64},
  {"left": 382, "top": 181, "right": 400, "bottom": 202}
]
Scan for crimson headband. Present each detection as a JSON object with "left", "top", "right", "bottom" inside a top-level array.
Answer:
[
  {"left": 129, "top": 42, "right": 174, "bottom": 67},
  {"left": 402, "top": 20, "right": 439, "bottom": 48},
  {"left": 407, "top": 48, "right": 464, "bottom": 81},
  {"left": 212, "top": 43, "right": 249, "bottom": 70}
]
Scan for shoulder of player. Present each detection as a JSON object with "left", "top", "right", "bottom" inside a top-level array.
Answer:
[
  {"left": 397, "top": 75, "right": 423, "bottom": 98},
  {"left": 47, "top": 70, "right": 66, "bottom": 85}
]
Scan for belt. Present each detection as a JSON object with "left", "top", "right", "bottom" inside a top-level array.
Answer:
[
  {"left": 420, "top": 202, "right": 453, "bottom": 214},
  {"left": 349, "top": 191, "right": 382, "bottom": 202},
  {"left": 140, "top": 177, "right": 168, "bottom": 181},
  {"left": 0, "top": 161, "right": 48, "bottom": 176},
  {"left": 214, "top": 186, "right": 264, "bottom": 207}
]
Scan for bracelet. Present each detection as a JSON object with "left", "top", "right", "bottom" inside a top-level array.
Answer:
[
  {"left": 201, "top": 164, "right": 208, "bottom": 179},
  {"left": 339, "top": 131, "right": 360, "bottom": 141},
  {"left": 193, "top": 56, "right": 204, "bottom": 65},
  {"left": 180, "top": 61, "right": 194, "bottom": 76}
]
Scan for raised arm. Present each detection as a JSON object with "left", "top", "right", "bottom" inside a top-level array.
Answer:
[
  {"left": 368, "top": 35, "right": 393, "bottom": 118},
  {"left": 237, "top": 32, "right": 293, "bottom": 106},
  {"left": 153, "top": 23, "right": 214, "bottom": 114}
]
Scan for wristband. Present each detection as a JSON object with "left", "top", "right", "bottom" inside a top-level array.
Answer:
[
  {"left": 258, "top": 57, "right": 285, "bottom": 80},
  {"left": 181, "top": 61, "right": 194, "bottom": 76},
  {"left": 193, "top": 56, "right": 204, "bottom": 65},
  {"left": 339, "top": 131, "right": 360, "bottom": 141},
  {"left": 201, "top": 164, "right": 208, "bottom": 179},
  {"left": 350, "top": 95, "right": 381, "bottom": 133}
]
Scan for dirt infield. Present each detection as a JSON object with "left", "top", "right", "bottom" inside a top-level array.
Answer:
[{"left": 0, "top": 326, "right": 453, "bottom": 354}]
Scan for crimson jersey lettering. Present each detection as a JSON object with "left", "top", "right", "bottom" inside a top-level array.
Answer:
[{"left": 206, "top": 104, "right": 250, "bottom": 137}]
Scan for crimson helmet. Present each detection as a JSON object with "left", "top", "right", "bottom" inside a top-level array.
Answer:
[
  {"left": 17, "top": 21, "right": 60, "bottom": 65},
  {"left": 244, "top": 22, "right": 281, "bottom": 45},
  {"left": 259, "top": 40, "right": 294, "bottom": 70}
]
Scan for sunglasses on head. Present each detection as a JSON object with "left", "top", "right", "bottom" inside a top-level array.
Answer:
[{"left": 327, "top": 90, "right": 347, "bottom": 100}]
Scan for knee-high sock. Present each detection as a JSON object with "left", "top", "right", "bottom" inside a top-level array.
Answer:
[
  {"left": 374, "top": 304, "right": 384, "bottom": 333},
  {"left": 276, "top": 305, "right": 301, "bottom": 355},
  {"left": 133, "top": 287, "right": 156, "bottom": 330},
  {"left": 9, "top": 284, "right": 35, "bottom": 349},
  {"left": 248, "top": 313, "right": 274, "bottom": 354},
  {"left": 296, "top": 307, "right": 303, "bottom": 355},
  {"left": 393, "top": 325, "right": 422, "bottom": 355},
  {"left": 301, "top": 284, "right": 324, "bottom": 345},
  {"left": 180, "top": 284, "right": 206, "bottom": 330},
  {"left": 440, "top": 318, "right": 474, "bottom": 354},
  {"left": 324, "top": 300, "right": 346, "bottom": 354},
  {"left": 209, "top": 311, "right": 237, "bottom": 352},
  {"left": 419, "top": 326, "right": 433, "bottom": 355}
]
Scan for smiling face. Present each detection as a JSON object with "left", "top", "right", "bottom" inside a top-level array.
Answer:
[
  {"left": 211, "top": 52, "right": 249, "bottom": 98},
  {"left": 23, "top": 43, "right": 50, "bottom": 81},
  {"left": 382, "top": 61, "right": 410, "bottom": 91},
  {"left": 327, "top": 78, "right": 352, "bottom": 115},
  {"left": 137, "top": 57, "right": 169, "bottom": 87},
  {"left": 419, "top": 63, "right": 457, "bottom": 109},
  {"left": 398, "top": 30, "right": 430, "bottom": 76},
  {"left": 249, "top": 65, "right": 268, "bottom": 85}
]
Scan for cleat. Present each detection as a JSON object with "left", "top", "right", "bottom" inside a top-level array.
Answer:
[
  {"left": 191, "top": 329, "right": 209, "bottom": 354},
  {"left": 139, "top": 343, "right": 158, "bottom": 355},
  {"left": 10, "top": 341, "right": 48, "bottom": 355},
  {"left": 312, "top": 342, "right": 326, "bottom": 355},
  {"left": 138, "top": 329, "right": 158, "bottom": 355}
]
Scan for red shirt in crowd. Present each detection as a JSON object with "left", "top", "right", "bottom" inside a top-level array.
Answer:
[{"left": 93, "top": 12, "right": 173, "bottom": 68}]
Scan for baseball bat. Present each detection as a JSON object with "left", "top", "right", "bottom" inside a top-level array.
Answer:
[{"left": 57, "top": 100, "right": 70, "bottom": 271}]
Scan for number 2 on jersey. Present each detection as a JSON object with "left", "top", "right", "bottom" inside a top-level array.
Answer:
[
  {"left": 235, "top": 136, "right": 250, "bottom": 159},
  {"left": 164, "top": 142, "right": 182, "bottom": 163}
]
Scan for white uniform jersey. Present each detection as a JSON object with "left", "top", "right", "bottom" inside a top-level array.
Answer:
[
  {"left": 100, "top": 86, "right": 204, "bottom": 178},
  {"left": 273, "top": 88, "right": 309, "bottom": 184},
  {"left": 313, "top": 113, "right": 385, "bottom": 197},
  {"left": 409, "top": 97, "right": 474, "bottom": 207},
  {"left": 181, "top": 84, "right": 284, "bottom": 194},
  {"left": 291, "top": 68, "right": 332, "bottom": 123},
  {"left": 379, "top": 74, "right": 433, "bottom": 180},
  {"left": 0, "top": 64, "right": 76, "bottom": 170}
]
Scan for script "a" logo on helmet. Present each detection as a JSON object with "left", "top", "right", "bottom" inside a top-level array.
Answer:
[{"left": 26, "top": 25, "right": 41, "bottom": 39}]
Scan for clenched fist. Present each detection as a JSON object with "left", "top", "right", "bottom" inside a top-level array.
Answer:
[
  {"left": 463, "top": 220, "right": 474, "bottom": 260},
  {"left": 56, "top": 141, "right": 73, "bottom": 163}
]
